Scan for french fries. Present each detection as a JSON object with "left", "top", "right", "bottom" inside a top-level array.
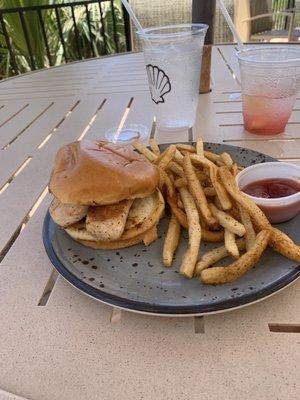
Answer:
[
  {"left": 168, "top": 161, "right": 184, "bottom": 177},
  {"left": 177, "top": 198, "right": 184, "bottom": 210},
  {"left": 195, "top": 238, "right": 246, "bottom": 275},
  {"left": 178, "top": 187, "right": 201, "bottom": 278},
  {"left": 176, "top": 143, "right": 196, "bottom": 153},
  {"left": 209, "top": 203, "right": 246, "bottom": 237},
  {"left": 149, "top": 138, "right": 160, "bottom": 156},
  {"left": 224, "top": 229, "right": 240, "bottom": 259},
  {"left": 167, "top": 194, "right": 189, "bottom": 229},
  {"left": 174, "top": 177, "right": 187, "bottom": 189},
  {"left": 174, "top": 149, "right": 184, "bottom": 164},
  {"left": 163, "top": 214, "right": 181, "bottom": 267},
  {"left": 183, "top": 154, "right": 217, "bottom": 228},
  {"left": 218, "top": 166, "right": 270, "bottom": 229},
  {"left": 219, "top": 167, "right": 300, "bottom": 262},
  {"left": 203, "top": 187, "right": 216, "bottom": 197},
  {"left": 196, "top": 138, "right": 204, "bottom": 157},
  {"left": 238, "top": 205, "right": 256, "bottom": 250},
  {"left": 231, "top": 163, "right": 238, "bottom": 177},
  {"left": 131, "top": 139, "right": 300, "bottom": 286},
  {"left": 133, "top": 141, "right": 157, "bottom": 162},
  {"left": 157, "top": 145, "right": 176, "bottom": 170},
  {"left": 201, "top": 230, "right": 270, "bottom": 285},
  {"left": 201, "top": 228, "right": 224, "bottom": 243},
  {"left": 204, "top": 150, "right": 221, "bottom": 163},
  {"left": 220, "top": 152, "right": 233, "bottom": 168},
  {"left": 191, "top": 154, "right": 232, "bottom": 210},
  {"left": 159, "top": 169, "right": 175, "bottom": 198},
  {"left": 269, "top": 228, "right": 300, "bottom": 263}
]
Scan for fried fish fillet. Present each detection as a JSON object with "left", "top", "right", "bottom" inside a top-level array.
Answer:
[
  {"left": 49, "top": 197, "right": 88, "bottom": 228},
  {"left": 86, "top": 199, "right": 133, "bottom": 241}
]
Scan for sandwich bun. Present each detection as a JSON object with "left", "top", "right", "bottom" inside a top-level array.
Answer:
[{"left": 49, "top": 140, "right": 159, "bottom": 206}]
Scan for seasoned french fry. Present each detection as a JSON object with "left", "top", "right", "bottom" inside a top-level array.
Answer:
[
  {"left": 174, "top": 178, "right": 187, "bottom": 189},
  {"left": 216, "top": 160, "right": 226, "bottom": 167},
  {"left": 168, "top": 161, "right": 184, "bottom": 177},
  {"left": 178, "top": 187, "right": 201, "bottom": 278},
  {"left": 210, "top": 164, "right": 232, "bottom": 210},
  {"left": 198, "top": 213, "right": 209, "bottom": 230},
  {"left": 224, "top": 229, "right": 239, "bottom": 259},
  {"left": 269, "top": 228, "right": 300, "bottom": 263},
  {"left": 209, "top": 203, "right": 246, "bottom": 237},
  {"left": 159, "top": 169, "right": 174, "bottom": 198},
  {"left": 149, "top": 138, "right": 160, "bottom": 156},
  {"left": 177, "top": 198, "right": 184, "bottom": 209},
  {"left": 168, "top": 194, "right": 224, "bottom": 241},
  {"left": 214, "top": 195, "right": 223, "bottom": 210},
  {"left": 196, "top": 138, "right": 204, "bottom": 157},
  {"left": 202, "top": 229, "right": 224, "bottom": 242},
  {"left": 191, "top": 154, "right": 232, "bottom": 210},
  {"left": 158, "top": 145, "right": 176, "bottom": 170},
  {"left": 133, "top": 141, "right": 157, "bottom": 162},
  {"left": 203, "top": 187, "right": 216, "bottom": 197},
  {"left": 195, "top": 238, "right": 246, "bottom": 275},
  {"left": 195, "top": 170, "right": 207, "bottom": 181},
  {"left": 218, "top": 166, "right": 270, "bottom": 229},
  {"left": 176, "top": 143, "right": 196, "bottom": 153},
  {"left": 174, "top": 177, "right": 187, "bottom": 188},
  {"left": 174, "top": 149, "right": 184, "bottom": 164},
  {"left": 201, "top": 230, "right": 270, "bottom": 284},
  {"left": 167, "top": 194, "right": 188, "bottom": 228},
  {"left": 183, "top": 154, "right": 217, "bottom": 227},
  {"left": 204, "top": 150, "right": 221, "bottom": 164},
  {"left": 238, "top": 204, "right": 256, "bottom": 250},
  {"left": 220, "top": 152, "right": 233, "bottom": 168},
  {"left": 231, "top": 163, "right": 238, "bottom": 177},
  {"left": 229, "top": 205, "right": 241, "bottom": 221},
  {"left": 163, "top": 215, "right": 181, "bottom": 267}
]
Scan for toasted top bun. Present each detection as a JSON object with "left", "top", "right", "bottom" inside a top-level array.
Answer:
[{"left": 49, "top": 140, "right": 159, "bottom": 205}]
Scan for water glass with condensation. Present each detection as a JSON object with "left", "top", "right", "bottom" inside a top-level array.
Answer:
[
  {"left": 237, "top": 47, "right": 300, "bottom": 135},
  {"left": 137, "top": 24, "right": 208, "bottom": 130}
]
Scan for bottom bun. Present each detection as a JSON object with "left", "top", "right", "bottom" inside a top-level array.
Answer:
[{"left": 74, "top": 226, "right": 157, "bottom": 249}]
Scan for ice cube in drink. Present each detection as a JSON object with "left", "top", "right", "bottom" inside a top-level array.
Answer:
[{"left": 242, "top": 95, "right": 296, "bottom": 135}]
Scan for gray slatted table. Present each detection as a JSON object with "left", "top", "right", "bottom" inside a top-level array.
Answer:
[{"left": 0, "top": 45, "right": 299, "bottom": 400}]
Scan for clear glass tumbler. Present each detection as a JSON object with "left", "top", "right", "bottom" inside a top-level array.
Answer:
[
  {"left": 137, "top": 24, "right": 208, "bottom": 130},
  {"left": 237, "top": 47, "right": 300, "bottom": 135}
]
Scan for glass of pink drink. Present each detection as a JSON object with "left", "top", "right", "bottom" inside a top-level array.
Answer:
[{"left": 237, "top": 47, "right": 300, "bottom": 135}]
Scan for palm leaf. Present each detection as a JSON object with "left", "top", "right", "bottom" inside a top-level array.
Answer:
[{"left": 0, "top": 0, "right": 127, "bottom": 76}]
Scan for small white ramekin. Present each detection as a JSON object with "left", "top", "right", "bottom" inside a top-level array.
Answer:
[{"left": 236, "top": 162, "right": 300, "bottom": 223}]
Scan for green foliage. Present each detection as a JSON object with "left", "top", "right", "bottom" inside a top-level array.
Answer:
[{"left": 0, "top": 0, "right": 126, "bottom": 77}]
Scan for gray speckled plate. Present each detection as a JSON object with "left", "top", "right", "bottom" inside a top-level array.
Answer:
[{"left": 43, "top": 143, "right": 300, "bottom": 316}]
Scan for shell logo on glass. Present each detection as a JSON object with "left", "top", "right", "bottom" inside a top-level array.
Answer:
[{"left": 146, "top": 64, "right": 171, "bottom": 104}]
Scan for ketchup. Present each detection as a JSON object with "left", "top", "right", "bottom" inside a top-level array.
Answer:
[{"left": 242, "top": 179, "right": 300, "bottom": 199}]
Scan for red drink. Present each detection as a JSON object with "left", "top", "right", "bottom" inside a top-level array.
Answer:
[{"left": 242, "top": 94, "right": 295, "bottom": 135}]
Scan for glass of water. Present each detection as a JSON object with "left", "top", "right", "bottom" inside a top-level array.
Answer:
[{"left": 137, "top": 24, "right": 208, "bottom": 130}]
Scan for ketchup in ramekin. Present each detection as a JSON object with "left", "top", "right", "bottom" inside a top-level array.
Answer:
[{"left": 236, "top": 163, "right": 300, "bottom": 224}]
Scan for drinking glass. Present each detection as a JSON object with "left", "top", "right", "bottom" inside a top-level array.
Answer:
[
  {"left": 137, "top": 24, "right": 208, "bottom": 130},
  {"left": 237, "top": 47, "right": 300, "bottom": 135}
]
